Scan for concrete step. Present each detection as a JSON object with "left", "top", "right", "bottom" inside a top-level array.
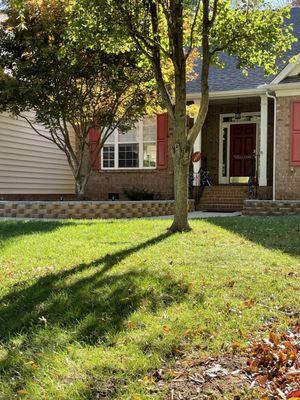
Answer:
[
  {"left": 201, "top": 195, "right": 246, "bottom": 202},
  {"left": 200, "top": 193, "right": 246, "bottom": 197},
  {"left": 197, "top": 205, "right": 242, "bottom": 212},
  {"left": 201, "top": 189, "right": 248, "bottom": 194},
  {"left": 199, "top": 200, "right": 245, "bottom": 206}
]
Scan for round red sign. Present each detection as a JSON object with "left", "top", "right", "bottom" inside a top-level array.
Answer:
[{"left": 191, "top": 151, "right": 202, "bottom": 163}]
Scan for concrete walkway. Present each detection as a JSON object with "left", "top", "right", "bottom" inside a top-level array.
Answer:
[{"left": 153, "top": 211, "right": 241, "bottom": 219}]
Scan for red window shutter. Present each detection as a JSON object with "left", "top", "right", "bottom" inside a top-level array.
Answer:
[
  {"left": 157, "top": 113, "right": 168, "bottom": 170},
  {"left": 290, "top": 101, "right": 300, "bottom": 166},
  {"left": 88, "top": 128, "right": 101, "bottom": 171}
]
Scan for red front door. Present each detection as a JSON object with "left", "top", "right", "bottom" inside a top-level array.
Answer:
[{"left": 230, "top": 123, "right": 256, "bottom": 177}]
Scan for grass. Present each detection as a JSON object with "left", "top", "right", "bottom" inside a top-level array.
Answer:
[{"left": 0, "top": 216, "right": 299, "bottom": 399}]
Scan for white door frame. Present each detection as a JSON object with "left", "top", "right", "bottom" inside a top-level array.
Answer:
[{"left": 218, "top": 112, "right": 261, "bottom": 184}]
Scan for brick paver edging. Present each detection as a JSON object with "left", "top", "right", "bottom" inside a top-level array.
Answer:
[
  {"left": 243, "top": 200, "right": 300, "bottom": 216},
  {"left": 0, "top": 200, "right": 195, "bottom": 219}
]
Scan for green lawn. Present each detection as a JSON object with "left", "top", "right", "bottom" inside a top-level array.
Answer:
[{"left": 0, "top": 217, "right": 299, "bottom": 399}]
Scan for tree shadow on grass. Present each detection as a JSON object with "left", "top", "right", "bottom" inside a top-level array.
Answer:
[
  {"left": 0, "top": 220, "right": 75, "bottom": 248},
  {"left": 0, "top": 231, "right": 190, "bottom": 346},
  {"left": 206, "top": 216, "right": 300, "bottom": 259}
]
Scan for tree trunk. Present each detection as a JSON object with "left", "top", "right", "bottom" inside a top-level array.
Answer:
[
  {"left": 169, "top": 64, "right": 191, "bottom": 233},
  {"left": 170, "top": 153, "right": 190, "bottom": 232},
  {"left": 75, "top": 175, "right": 88, "bottom": 200},
  {"left": 169, "top": 111, "right": 191, "bottom": 232}
]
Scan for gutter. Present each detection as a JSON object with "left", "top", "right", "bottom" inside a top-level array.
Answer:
[{"left": 265, "top": 89, "right": 277, "bottom": 201}]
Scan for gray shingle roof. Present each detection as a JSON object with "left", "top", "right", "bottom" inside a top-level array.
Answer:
[{"left": 187, "top": 7, "right": 300, "bottom": 94}]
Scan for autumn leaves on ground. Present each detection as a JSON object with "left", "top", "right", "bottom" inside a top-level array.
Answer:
[{"left": 0, "top": 217, "right": 299, "bottom": 399}]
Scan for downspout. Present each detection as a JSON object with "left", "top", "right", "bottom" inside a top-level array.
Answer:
[{"left": 266, "top": 90, "right": 277, "bottom": 201}]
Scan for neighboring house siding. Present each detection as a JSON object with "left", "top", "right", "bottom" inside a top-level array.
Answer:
[
  {"left": 276, "top": 96, "right": 300, "bottom": 200},
  {"left": 0, "top": 112, "right": 75, "bottom": 195}
]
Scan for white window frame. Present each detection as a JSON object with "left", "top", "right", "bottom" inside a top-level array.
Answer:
[{"left": 101, "top": 119, "right": 157, "bottom": 170}]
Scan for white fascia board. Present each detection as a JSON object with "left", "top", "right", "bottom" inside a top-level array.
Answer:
[
  {"left": 270, "top": 53, "right": 300, "bottom": 85},
  {"left": 186, "top": 88, "right": 265, "bottom": 101},
  {"left": 274, "top": 87, "right": 300, "bottom": 97},
  {"left": 261, "top": 81, "right": 300, "bottom": 90},
  {"left": 259, "top": 81, "right": 300, "bottom": 97}
]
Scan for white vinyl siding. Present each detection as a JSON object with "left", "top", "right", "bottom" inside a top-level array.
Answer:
[{"left": 0, "top": 112, "right": 75, "bottom": 194}]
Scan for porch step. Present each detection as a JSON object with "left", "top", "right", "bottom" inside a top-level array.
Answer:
[{"left": 196, "top": 186, "right": 248, "bottom": 212}]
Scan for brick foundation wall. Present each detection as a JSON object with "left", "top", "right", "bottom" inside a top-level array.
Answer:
[
  {"left": 0, "top": 200, "right": 194, "bottom": 219},
  {"left": 243, "top": 200, "right": 300, "bottom": 216},
  {"left": 275, "top": 96, "right": 300, "bottom": 200},
  {"left": 86, "top": 169, "right": 174, "bottom": 201}
]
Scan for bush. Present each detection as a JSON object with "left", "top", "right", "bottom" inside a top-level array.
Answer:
[{"left": 123, "top": 187, "right": 154, "bottom": 201}]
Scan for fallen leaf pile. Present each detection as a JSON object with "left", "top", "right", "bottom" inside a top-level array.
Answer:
[{"left": 246, "top": 325, "right": 300, "bottom": 399}]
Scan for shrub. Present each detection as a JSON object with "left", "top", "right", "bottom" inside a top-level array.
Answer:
[{"left": 123, "top": 187, "right": 154, "bottom": 201}]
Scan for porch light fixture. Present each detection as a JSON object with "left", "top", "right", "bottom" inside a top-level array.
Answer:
[{"left": 235, "top": 98, "right": 241, "bottom": 120}]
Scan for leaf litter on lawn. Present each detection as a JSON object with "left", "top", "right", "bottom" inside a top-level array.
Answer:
[
  {"left": 246, "top": 324, "right": 300, "bottom": 399},
  {"left": 149, "top": 324, "right": 300, "bottom": 399}
]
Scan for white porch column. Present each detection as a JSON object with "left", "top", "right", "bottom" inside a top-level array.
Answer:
[
  {"left": 192, "top": 99, "right": 202, "bottom": 185},
  {"left": 259, "top": 95, "right": 268, "bottom": 186},
  {"left": 193, "top": 130, "right": 202, "bottom": 185}
]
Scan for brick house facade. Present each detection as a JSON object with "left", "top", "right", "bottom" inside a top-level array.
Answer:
[
  {"left": 275, "top": 95, "right": 300, "bottom": 200},
  {"left": 85, "top": 91, "right": 298, "bottom": 203}
]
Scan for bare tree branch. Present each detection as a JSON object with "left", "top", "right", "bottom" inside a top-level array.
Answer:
[
  {"left": 209, "top": 0, "right": 218, "bottom": 27},
  {"left": 188, "top": 0, "right": 211, "bottom": 145},
  {"left": 19, "top": 114, "right": 65, "bottom": 153}
]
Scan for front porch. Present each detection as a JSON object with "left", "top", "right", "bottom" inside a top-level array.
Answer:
[{"left": 192, "top": 95, "right": 274, "bottom": 211}]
